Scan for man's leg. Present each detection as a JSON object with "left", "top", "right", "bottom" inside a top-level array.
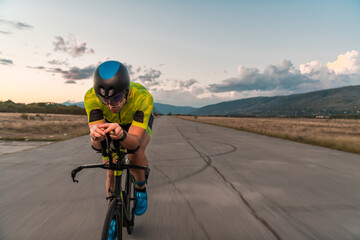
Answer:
[
  {"left": 105, "top": 170, "right": 114, "bottom": 196},
  {"left": 128, "top": 132, "right": 150, "bottom": 215},
  {"left": 128, "top": 131, "right": 150, "bottom": 186}
]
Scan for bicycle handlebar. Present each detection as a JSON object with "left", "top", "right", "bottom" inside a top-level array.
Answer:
[
  {"left": 71, "top": 163, "right": 150, "bottom": 183},
  {"left": 71, "top": 133, "right": 149, "bottom": 183}
]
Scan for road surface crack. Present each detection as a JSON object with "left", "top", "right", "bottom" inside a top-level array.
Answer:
[{"left": 172, "top": 117, "right": 282, "bottom": 240}]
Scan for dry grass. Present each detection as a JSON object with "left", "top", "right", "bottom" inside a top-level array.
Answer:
[
  {"left": 0, "top": 113, "right": 89, "bottom": 141},
  {"left": 178, "top": 116, "right": 360, "bottom": 154}
]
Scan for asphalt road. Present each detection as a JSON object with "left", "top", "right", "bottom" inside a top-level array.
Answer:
[{"left": 1, "top": 116, "right": 360, "bottom": 240}]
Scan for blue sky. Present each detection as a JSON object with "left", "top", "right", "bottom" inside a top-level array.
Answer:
[{"left": 1, "top": 0, "right": 359, "bottom": 107}]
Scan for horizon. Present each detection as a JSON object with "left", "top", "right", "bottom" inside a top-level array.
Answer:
[
  {"left": 1, "top": 0, "right": 360, "bottom": 107},
  {"left": 2, "top": 83, "right": 358, "bottom": 109}
]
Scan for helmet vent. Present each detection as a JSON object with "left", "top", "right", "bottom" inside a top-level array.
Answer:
[
  {"left": 108, "top": 88, "right": 114, "bottom": 96},
  {"left": 99, "top": 87, "right": 106, "bottom": 96}
]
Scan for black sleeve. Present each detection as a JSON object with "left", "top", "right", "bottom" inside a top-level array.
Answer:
[
  {"left": 133, "top": 110, "right": 144, "bottom": 123},
  {"left": 89, "top": 109, "right": 104, "bottom": 123}
]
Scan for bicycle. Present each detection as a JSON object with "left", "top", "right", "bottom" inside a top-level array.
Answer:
[{"left": 71, "top": 134, "right": 150, "bottom": 240}]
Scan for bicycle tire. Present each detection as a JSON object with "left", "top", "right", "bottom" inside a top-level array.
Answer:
[
  {"left": 125, "top": 170, "right": 136, "bottom": 234},
  {"left": 101, "top": 199, "right": 123, "bottom": 240}
]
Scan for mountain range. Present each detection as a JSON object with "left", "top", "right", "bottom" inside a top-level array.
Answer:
[
  {"left": 62, "top": 85, "right": 360, "bottom": 116},
  {"left": 191, "top": 85, "right": 360, "bottom": 116}
]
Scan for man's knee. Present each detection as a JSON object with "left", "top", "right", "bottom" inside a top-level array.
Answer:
[
  {"left": 130, "top": 147, "right": 146, "bottom": 161},
  {"left": 131, "top": 132, "right": 150, "bottom": 158}
]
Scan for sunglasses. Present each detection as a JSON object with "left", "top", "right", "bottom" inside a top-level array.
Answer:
[{"left": 97, "top": 90, "right": 127, "bottom": 106}]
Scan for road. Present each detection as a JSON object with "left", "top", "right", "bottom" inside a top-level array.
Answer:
[{"left": 0, "top": 116, "right": 360, "bottom": 239}]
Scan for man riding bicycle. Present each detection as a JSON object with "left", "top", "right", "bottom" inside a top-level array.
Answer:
[{"left": 84, "top": 60, "right": 154, "bottom": 216}]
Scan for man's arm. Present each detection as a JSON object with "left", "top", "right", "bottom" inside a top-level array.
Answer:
[{"left": 89, "top": 120, "right": 106, "bottom": 149}]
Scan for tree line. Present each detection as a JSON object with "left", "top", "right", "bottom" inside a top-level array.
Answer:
[{"left": 0, "top": 100, "right": 86, "bottom": 115}]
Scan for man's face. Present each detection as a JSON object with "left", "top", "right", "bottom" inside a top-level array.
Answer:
[
  {"left": 98, "top": 89, "right": 130, "bottom": 113},
  {"left": 107, "top": 97, "right": 126, "bottom": 113}
]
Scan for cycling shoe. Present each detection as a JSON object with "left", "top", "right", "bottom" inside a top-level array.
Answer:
[{"left": 135, "top": 190, "right": 147, "bottom": 216}]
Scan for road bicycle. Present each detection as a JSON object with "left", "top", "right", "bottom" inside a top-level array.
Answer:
[{"left": 71, "top": 135, "right": 150, "bottom": 240}]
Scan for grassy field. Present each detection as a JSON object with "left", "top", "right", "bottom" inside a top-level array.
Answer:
[
  {"left": 178, "top": 116, "right": 360, "bottom": 155},
  {"left": 0, "top": 113, "right": 89, "bottom": 141}
]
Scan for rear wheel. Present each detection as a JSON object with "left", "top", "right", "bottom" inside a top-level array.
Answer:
[
  {"left": 101, "top": 199, "right": 123, "bottom": 240},
  {"left": 125, "top": 170, "right": 136, "bottom": 234}
]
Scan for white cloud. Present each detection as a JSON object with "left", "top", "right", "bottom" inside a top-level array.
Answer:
[
  {"left": 209, "top": 60, "right": 318, "bottom": 93},
  {"left": 151, "top": 88, "right": 220, "bottom": 107},
  {"left": 53, "top": 35, "right": 95, "bottom": 58},
  {"left": 300, "top": 61, "right": 322, "bottom": 75},
  {"left": 207, "top": 50, "right": 360, "bottom": 99},
  {"left": 327, "top": 50, "right": 360, "bottom": 74}
]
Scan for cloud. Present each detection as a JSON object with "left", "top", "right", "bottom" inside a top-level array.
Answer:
[
  {"left": 124, "top": 63, "right": 135, "bottom": 75},
  {"left": 65, "top": 80, "right": 76, "bottom": 84},
  {"left": 138, "top": 68, "right": 161, "bottom": 82},
  {"left": 0, "top": 30, "right": 11, "bottom": 35},
  {"left": 0, "top": 58, "right": 13, "bottom": 65},
  {"left": 208, "top": 60, "right": 318, "bottom": 93},
  {"left": 53, "top": 35, "right": 95, "bottom": 58},
  {"left": 327, "top": 50, "right": 360, "bottom": 74},
  {"left": 48, "top": 59, "right": 68, "bottom": 66},
  {"left": 0, "top": 18, "right": 33, "bottom": 30},
  {"left": 27, "top": 66, "right": 45, "bottom": 70},
  {"left": 133, "top": 68, "right": 163, "bottom": 87},
  {"left": 152, "top": 88, "right": 218, "bottom": 107},
  {"left": 27, "top": 64, "right": 96, "bottom": 83},
  {"left": 300, "top": 61, "right": 322, "bottom": 75},
  {"left": 172, "top": 79, "right": 198, "bottom": 90},
  {"left": 178, "top": 79, "right": 198, "bottom": 89},
  {"left": 49, "top": 65, "right": 96, "bottom": 82}
]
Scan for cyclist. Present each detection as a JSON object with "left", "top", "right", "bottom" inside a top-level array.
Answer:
[{"left": 84, "top": 60, "right": 154, "bottom": 216}]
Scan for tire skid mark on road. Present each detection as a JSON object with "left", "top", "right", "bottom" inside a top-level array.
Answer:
[
  {"left": 204, "top": 141, "right": 237, "bottom": 158},
  {"left": 172, "top": 117, "right": 282, "bottom": 240},
  {"left": 195, "top": 124, "right": 239, "bottom": 157},
  {"left": 151, "top": 165, "right": 211, "bottom": 240},
  {"left": 150, "top": 161, "right": 209, "bottom": 189}
]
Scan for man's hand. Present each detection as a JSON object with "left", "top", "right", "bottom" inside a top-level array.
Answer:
[
  {"left": 89, "top": 124, "right": 106, "bottom": 141},
  {"left": 99, "top": 123, "right": 125, "bottom": 140}
]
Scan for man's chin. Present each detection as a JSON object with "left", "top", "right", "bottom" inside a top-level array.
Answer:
[{"left": 109, "top": 107, "right": 120, "bottom": 113}]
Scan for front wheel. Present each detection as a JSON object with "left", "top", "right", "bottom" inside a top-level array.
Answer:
[
  {"left": 101, "top": 199, "right": 123, "bottom": 240},
  {"left": 125, "top": 170, "right": 136, "bottom": 234}
]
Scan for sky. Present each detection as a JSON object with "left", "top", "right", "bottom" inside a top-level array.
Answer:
[{"left": 1, "top": 0, "right": 360, "bottom": 107}]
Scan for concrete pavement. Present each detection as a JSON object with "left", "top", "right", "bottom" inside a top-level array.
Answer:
[{"left": 1, "top": 116, "right": 359, "bottom": 239}]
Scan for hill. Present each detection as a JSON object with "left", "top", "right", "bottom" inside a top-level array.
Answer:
[
  {"left": 191, "top": 85, "right": 360, "bottom": 117},
  {"left": 153, "top": 103, "right": 197, "bottom": 115},
  {"left": 62, "top": 101, "right": 85, "bottom": 108}
]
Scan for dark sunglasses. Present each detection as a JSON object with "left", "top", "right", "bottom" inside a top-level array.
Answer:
[{"left": 97, "top": 90, "right": 126, "bottom": 106}]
